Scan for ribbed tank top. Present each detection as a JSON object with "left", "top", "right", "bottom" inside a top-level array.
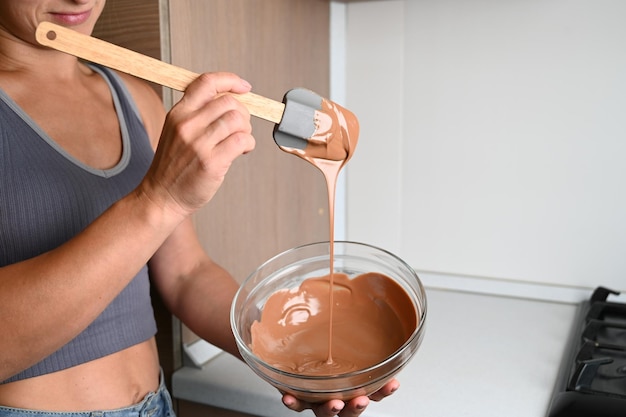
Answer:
[{"left": 0, "top": 65, "right": 157, "bottom": 383}]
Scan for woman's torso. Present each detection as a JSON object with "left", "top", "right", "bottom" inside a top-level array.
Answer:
[
  {"left": 0, "top": 63, "right": 161, "bottom": 410},
  {"left": 0, "top": 340, "right": 161, "bottom": 411}
]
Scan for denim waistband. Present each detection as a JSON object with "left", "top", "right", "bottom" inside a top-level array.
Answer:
[{"left": 0, "top": 371, "right": 174, "bottom": 417}]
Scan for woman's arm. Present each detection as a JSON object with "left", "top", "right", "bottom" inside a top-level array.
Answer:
[{"left": 148, "top": 219, "right": 241, "bottom": 357}]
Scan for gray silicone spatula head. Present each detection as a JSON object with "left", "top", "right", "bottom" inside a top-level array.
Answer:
[
  {"left": 273, "top": 88, "right": 359, "bottom": 162},
  {"left": 273, "top": 88, "right": 319, "bottom": 150}
]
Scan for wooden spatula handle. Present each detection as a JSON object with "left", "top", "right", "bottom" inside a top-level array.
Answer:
[{"left": 35, "top": 22, "right": 285, "bottom": 124}]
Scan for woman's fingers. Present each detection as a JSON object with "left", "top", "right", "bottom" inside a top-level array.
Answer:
[
  {"left": 140, "top": 72, "right": 255, "bottom": 216},
  {"left": 178, "top": 72, "right": 252, "bottom": 109},
  {"left": 368, "top": 379, "right": 400, "bottom": 402},
  {"left": 283, "top": 395, "right": 345, "bottom": 417},
  {"left": 281, "top": 379, "right": 400, "bottom": 417},
  {"left": 282, "top": 395, "right": 370, "bottom": 417}
]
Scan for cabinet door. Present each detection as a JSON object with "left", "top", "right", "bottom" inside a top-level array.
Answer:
[{"left": 168, "top": 0, "right": 331, "bottom": 286}]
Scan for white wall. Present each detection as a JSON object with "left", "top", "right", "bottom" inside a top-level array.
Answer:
[{"left": 343, "top": 0, "right": 626, "bottom": 294}]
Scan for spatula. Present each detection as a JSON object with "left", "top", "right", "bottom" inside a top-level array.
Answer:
[{"left": 34, "top": 21, "right": 351, "bottom": 160}]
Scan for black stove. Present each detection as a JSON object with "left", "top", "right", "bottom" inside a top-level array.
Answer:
[{"left": 547, "top": 287, "right": 626, "bottom": 417}]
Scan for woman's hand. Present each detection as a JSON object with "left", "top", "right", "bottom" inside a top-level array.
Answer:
[
  {"left": 138, "top": 72, "right": 255, "bottom": 220},
  {"left": 281, "top": 378, "right": 400, "bottom": 417}
]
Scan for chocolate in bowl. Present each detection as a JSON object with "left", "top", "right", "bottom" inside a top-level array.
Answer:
[{"left": 230, "top": 241, "right": 427, "bottom": 403}]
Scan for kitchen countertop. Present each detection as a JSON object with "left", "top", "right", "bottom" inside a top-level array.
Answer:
[{"left": 172, "top": 287, "right": 578, "bottom": 417}]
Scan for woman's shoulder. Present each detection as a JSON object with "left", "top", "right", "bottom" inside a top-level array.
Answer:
[{"left": 114, "top": 70, "right": 166, "bottom": 149}]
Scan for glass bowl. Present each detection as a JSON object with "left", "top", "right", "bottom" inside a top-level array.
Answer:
[{"left": 230, "top": 241, "right": 427, "bottom": 403}]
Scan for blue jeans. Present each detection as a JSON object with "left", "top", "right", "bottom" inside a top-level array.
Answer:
[{"left": 0, "top": 373, "right": 175, "bottom": 417}]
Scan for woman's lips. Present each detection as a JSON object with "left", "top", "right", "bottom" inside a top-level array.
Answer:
[{"left": 49, "top": 10, "right": 92, "bottom": 26}]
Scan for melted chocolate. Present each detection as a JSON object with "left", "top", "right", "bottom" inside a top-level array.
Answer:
[{"left": 250, "top": 273, "right": 416, "bottom": 375}]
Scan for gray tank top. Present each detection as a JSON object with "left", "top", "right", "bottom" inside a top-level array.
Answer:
[{"left": 0, "top": 65, "right": 157, "bottom": 383}]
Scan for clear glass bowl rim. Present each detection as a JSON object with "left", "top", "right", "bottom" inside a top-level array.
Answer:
[{"left": 230, "top": 240, "right": 428, "bottom": 382}]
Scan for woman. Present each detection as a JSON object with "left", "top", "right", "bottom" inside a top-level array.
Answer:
[{"left": 0, "top": 1, "right": 398, "bottom": 416}]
